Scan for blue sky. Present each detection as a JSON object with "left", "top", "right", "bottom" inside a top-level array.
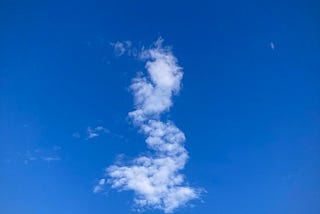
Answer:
[{"left": 1, "top": 0, "right": 320, "bottom": 213}]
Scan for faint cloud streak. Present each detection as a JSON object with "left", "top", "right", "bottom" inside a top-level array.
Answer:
[
  {"left": 270, "top": 42, "right": 275, "bottom": 50},
  {"left": 86, "top": 126, "right": 110, "bottom": 139},
  {"left": 111, "top": 41, "right": 132, "bottom": 56}
]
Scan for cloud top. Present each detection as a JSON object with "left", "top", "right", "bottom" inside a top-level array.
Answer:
[
  {"left": 97, "top": 39, "right": 200, "bottom": 213},
  {"left": 128, "top": 41, "right": 183, "bottom": 124}
]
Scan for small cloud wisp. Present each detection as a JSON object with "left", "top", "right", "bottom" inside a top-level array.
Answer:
[
  {"left": 87, "top": 126, "right": 110, "bottom": 139},
  {"left": 111, "top": 41, "right": 132, "bottom": 56}
]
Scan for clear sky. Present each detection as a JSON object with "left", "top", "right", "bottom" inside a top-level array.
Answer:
[{"left": 1, "top": 0, "right": 320, "bottom": 213}]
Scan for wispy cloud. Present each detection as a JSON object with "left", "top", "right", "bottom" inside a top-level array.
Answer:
[
  {"left": 111, "top": 41, "right": 132, "bottom": 56},
  {"left": 4, "top": 146, "right": 63, "bottom": 165},
  {"left": 270, "top": 42, "right": 275, "bottom": 50},
  {"left": 87, "top": 126, "right": 110, "bottom": 139},
  {"left": 72, "top": 132, "right": 81, "bottom": 138},
  {"left": 73, "top": 125, "right": 123, "bottom": 141},
  {"left": 96, "top": 38, "right": 200, "bottom": 213},
  {"left": 93, "top": 178, "right": 106, "bottom": 193},
  {"left": 41, "top": 156, "right": 61, "bottom": 162}
]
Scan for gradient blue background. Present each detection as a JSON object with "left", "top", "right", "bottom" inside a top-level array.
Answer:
[{"left": 1, "top": 0, "right": 320, "bottom": 213}]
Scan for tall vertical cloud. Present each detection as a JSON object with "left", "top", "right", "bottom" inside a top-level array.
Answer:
[{"left": 98, "top": 38, "right": 200, "bottom": 213}]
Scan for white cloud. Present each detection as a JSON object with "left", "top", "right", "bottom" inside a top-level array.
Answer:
[
  {"left": 128, "top": 39, "right": 183, "bottom": 123},
  {"left": 18, "top": 147, "right": 62, "bottom": 164},
  {"left": 111, "top": 41, "right": 132, "bottom": 56},
  {"left": 270, "top": 42, "right": 275, "bottom": 50},
  {"left": 72, "top": 132, "right": 81, "bottom": 138},
  {"left": 96, "top": 38, "right": 200, "bottom": 213},
  {"left": 41, "top": 156, "right": 61, "bottom": 162},
  {"left": 93, "top": 178, "right": 106, "bottom": 193},
  {"left": 87, "top": 126, "right": 109, "bottom": 139}
]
